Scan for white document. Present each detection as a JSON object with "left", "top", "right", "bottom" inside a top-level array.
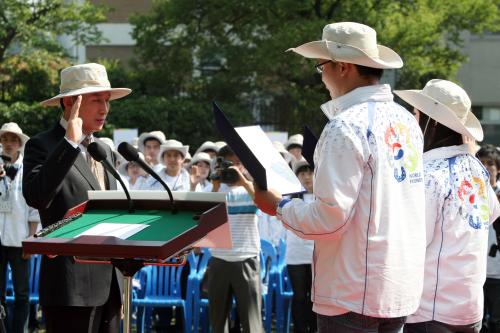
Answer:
[
  {"left": 235, "top": 126, "right": 302, "bottom": 195},
  {"left": 77, "top": 223, "right": 149, "bottom": 240}
]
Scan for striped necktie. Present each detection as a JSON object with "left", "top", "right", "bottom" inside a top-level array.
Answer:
[{"left": 81, "top": 136, "right": 107, "bottom": 190}]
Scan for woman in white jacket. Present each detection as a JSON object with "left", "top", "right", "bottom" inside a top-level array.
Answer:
[{"left": 395, "top": 80, "right": 500, "bottom": 333}]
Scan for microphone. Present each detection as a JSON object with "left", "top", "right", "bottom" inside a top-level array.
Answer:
[
  {"left": 118, "top": 142, "right": 177, "bottom": 214},
  {"left": 87, "top": 141, "right": 134, "bottom": 213}
]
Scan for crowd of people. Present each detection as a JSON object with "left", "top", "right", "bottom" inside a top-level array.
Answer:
[{"left": 0, "top": 20, "right": 497, "bottom": 333}]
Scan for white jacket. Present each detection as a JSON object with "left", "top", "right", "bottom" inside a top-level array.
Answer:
[
  {"left": 0, "top": 154, "right": 40, "bottom": 247},
  {"left": 407, "top": 145, "right": 500, "bottom": 325},
  {"left": 280, "top": 84, "right": 426, "bottom": 318}
]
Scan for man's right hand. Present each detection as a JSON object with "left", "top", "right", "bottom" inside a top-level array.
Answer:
[{"left": 65, "top": 95, "right": 83, "bottom": 144}]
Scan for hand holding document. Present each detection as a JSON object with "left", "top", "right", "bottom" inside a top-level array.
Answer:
[
  {"left": 214, "top": 102, "right": 302, "bottom": 195},
  {"left": 235, "top": 126, "right": 302, "bottom": 195}
]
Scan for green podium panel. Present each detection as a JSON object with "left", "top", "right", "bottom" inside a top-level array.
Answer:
[{"left": 23, "top": 191, "right": 229, "bottom": 260}]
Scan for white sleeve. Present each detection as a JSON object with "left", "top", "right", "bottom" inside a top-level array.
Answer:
[
  {"left": 281, "top": 120, "right": 367, "bottom": 240},
  {"left": 28, "top": 207, "right": 40, "bottom": 224}
]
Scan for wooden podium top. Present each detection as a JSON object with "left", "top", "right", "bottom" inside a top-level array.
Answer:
[{"left": 23, "top": 191, "right": 230, "bottom": 260}]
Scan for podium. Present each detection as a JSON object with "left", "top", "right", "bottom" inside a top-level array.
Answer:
[{"left": 22, "top": 190, "right": 230, "bottom": 332}]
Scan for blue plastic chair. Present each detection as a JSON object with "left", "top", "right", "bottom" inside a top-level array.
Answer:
[
  {"left": 191, "top": 248, "right": 211, "bottom": 333},
  {"left": 275, "top": 239, "right": 293, "bottom": 333},
  {"left": 5, "top": 265, "right": 14, "bottom": 304},
  {"left": 260, "top": 239, "right": 278, "bottom": 333},
  {"left": 132, "top": 253, "right": 196, "bottom": 333},
  {"left": 29, "top": 255, "right": 41, "bottom": 305}
]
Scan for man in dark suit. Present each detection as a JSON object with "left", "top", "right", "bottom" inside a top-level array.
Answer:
[{"left": 22, "top": 63, "right": 132, "bottom": 333}]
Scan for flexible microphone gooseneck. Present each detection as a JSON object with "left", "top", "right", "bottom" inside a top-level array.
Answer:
[
  {"left": 117, "top": 142, "right": 177, "bottom": 214},
  {"left": 87, "top": 141, "right": 134, "bottom": 213}
]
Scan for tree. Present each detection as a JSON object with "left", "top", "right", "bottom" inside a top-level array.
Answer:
[
  {"left": 130, "top": 0, "right": 500, "bottom": 137},
  {"left": 0, "top": 0, "right": 107, "bottom": 103}
]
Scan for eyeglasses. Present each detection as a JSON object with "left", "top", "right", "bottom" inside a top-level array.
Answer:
[{"left": 315, "top": 60, "right": 332, "bottom": 74}]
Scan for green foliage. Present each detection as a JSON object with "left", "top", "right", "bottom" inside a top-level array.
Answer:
[
  {"left": 0, "top": 0, "right": 107, "bottom": 103},
  {"left": 104, "top": 96, "right": 252, "bottom": 149},
  {"left": 130, "top": 0, "right": 500, "bottom": 137},
  {"left": 0, "top": 102, "right": 59, "bottom": 136}
]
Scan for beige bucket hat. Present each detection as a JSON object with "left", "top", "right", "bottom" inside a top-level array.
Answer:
[
  {"left": 394, "top": 79, "right": 483, "bottom": 142},
  {"left": 0, "top": 122, "right": 29, "bottom": 146},
  {"left": 190, "top": 152, "right": 213, "bottom": 166},
  {"left": 273, "top": 141, "right": 293, "bottom": 164},
  {"left": 288, "top": 22, "right": 403, "bottom": 69},
  {"left": 41, "top": 63, "right": 131, "bottom": 107},
  {"left": 158, "top": 140, "right": 189, "bottom": 162},
  {"left": 195, "top": 141, "right": 219, "bottom": 155},
  {"left": 285, "top": 134, "right": 304, "bottom": 150},
  {"left": 138, "top": 131, "right": 166, "bottom": 152},
  {"left": 292, "top": 158, "right": 311, "bottom": 175}
]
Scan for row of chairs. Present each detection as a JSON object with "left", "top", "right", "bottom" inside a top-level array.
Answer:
[
  {"left": 132, "top": 239, "right": 295, "bottom": 333},
  {"left": 5, "top": 254, "right": 41, "bottom": 306},
  {"left": 3, "top": 241, "right": 294, "bottom": 333}
]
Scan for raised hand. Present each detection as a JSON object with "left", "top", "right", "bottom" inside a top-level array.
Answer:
[{"left": 65, "top": 95, "right": 83, "bottom": 144}]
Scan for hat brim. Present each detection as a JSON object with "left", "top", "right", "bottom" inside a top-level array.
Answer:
[
  {"left": 159, "top": 146, "right": 189, "bottom": 163},
  {"left": 287, "top": 40, "right": 403, "bottom": 69},
  {"left": 0, "top": 130, "right": 29, "bottom": 146},
  {"left": 138, "top": 133, "right": 165, "bottom": 152},
  {"left": 394, "top": 90, "right": 484, "bottom": 142},
  {"left": 41, "top": 87, "right": 132, "bottom": 107}
]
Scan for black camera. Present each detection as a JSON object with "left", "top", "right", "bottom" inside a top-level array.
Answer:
[{"left": 210, "top": 157, "right": 239, "bottom": 184}]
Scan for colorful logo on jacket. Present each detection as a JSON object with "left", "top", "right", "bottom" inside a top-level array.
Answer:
[
  {"left": 457, "top": 176, "right": 489, "bottom": 229},
  {"left": 384, "top": 123, "right": 420, "bottom": 182}
]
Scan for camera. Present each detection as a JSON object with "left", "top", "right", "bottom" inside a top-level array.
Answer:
[{"left": 210, "top": 157, "right": 240, "bottom": 184}]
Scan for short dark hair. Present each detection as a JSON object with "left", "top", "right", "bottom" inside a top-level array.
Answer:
[
  {"left": 295, "top": 165, "right": 313, "bottom": 175},
  {"left": 354, "top": 64, "right": 384, "bottom": 80},
  {"left": 143, "top": 137, "right": 161, "bottom": 146},
  {"left": 217, "top": 145, "right": 234, "bottom": 158},
  {"left": 477, "top": 144, "right": 500, "bottom": 169},
  {"left": 419, "top": 112, "right": 463, "bottom": 152}
]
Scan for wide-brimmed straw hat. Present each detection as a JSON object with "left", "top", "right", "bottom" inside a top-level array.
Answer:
[
  {"left": 285, "top": 134, "right": 304, "bottom": 150},
  {"left": 287, "top": 22, "right": 403, "bottom": 69},
  {"left": 394, "top": 79, "right": 483, "bottom": 142},
  {"left": 138, "top": 131, "right": 166, "bottom": 152},
  {"left": 41, "top": 63, "right": 131, "bottom": 107},
  {"left": 158, "top": 140, "right": 189, "bottom": 162},
  {"left": 0, "top": 122, "right": 29, "bottom": 147}
]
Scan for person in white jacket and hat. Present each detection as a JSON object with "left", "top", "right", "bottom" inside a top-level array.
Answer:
[
  {"left": 254, "top": 21, "right": 426, "bottom": 332},
  {"left": 395, "top": 80, "right": 500, "bottom": 332},
  {"left": 0, "top": 122, "right": 40, "bottom": 333}
]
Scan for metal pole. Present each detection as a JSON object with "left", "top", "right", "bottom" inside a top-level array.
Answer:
[{"left": 123, "top": 275, "right": 133, "bottom": 333}]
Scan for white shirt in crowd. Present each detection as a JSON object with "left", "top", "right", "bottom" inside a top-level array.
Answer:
[
  {"left": 285, "top": 193, "right": 314, "bottom": 265},
  {"left": 407, "top": 144, "right": 500, "bottom": 325},
  {"left": 140, "top": 167, "right": 190, "bottom": 191},
  {"left": 257, "top": 210, "right": 285, "bottom": 247},
  {"left": 0, "top": 154, "right": 40, "bottom": 247},
  {"left": 280, "top": 84, "right": 426, "bottom": 318},
  {"left": 211, "top": 184, "right": 260, "bottom": 262}
]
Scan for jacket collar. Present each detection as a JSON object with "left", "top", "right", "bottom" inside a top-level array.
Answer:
[
  {"left": 423, "top": 144, "right": 470, "bottom": 162},
  {"left": 321, "top": 84, "right": 394, "bottom": 120}
]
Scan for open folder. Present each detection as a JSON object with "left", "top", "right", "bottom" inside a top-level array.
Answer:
[{"left": 213, "top": 102, "right": 302, "bottom": 195}]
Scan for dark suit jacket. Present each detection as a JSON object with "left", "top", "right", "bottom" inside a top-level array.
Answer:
[{"left": 23, "top": 123, "right": 121, "bottom": 307}]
